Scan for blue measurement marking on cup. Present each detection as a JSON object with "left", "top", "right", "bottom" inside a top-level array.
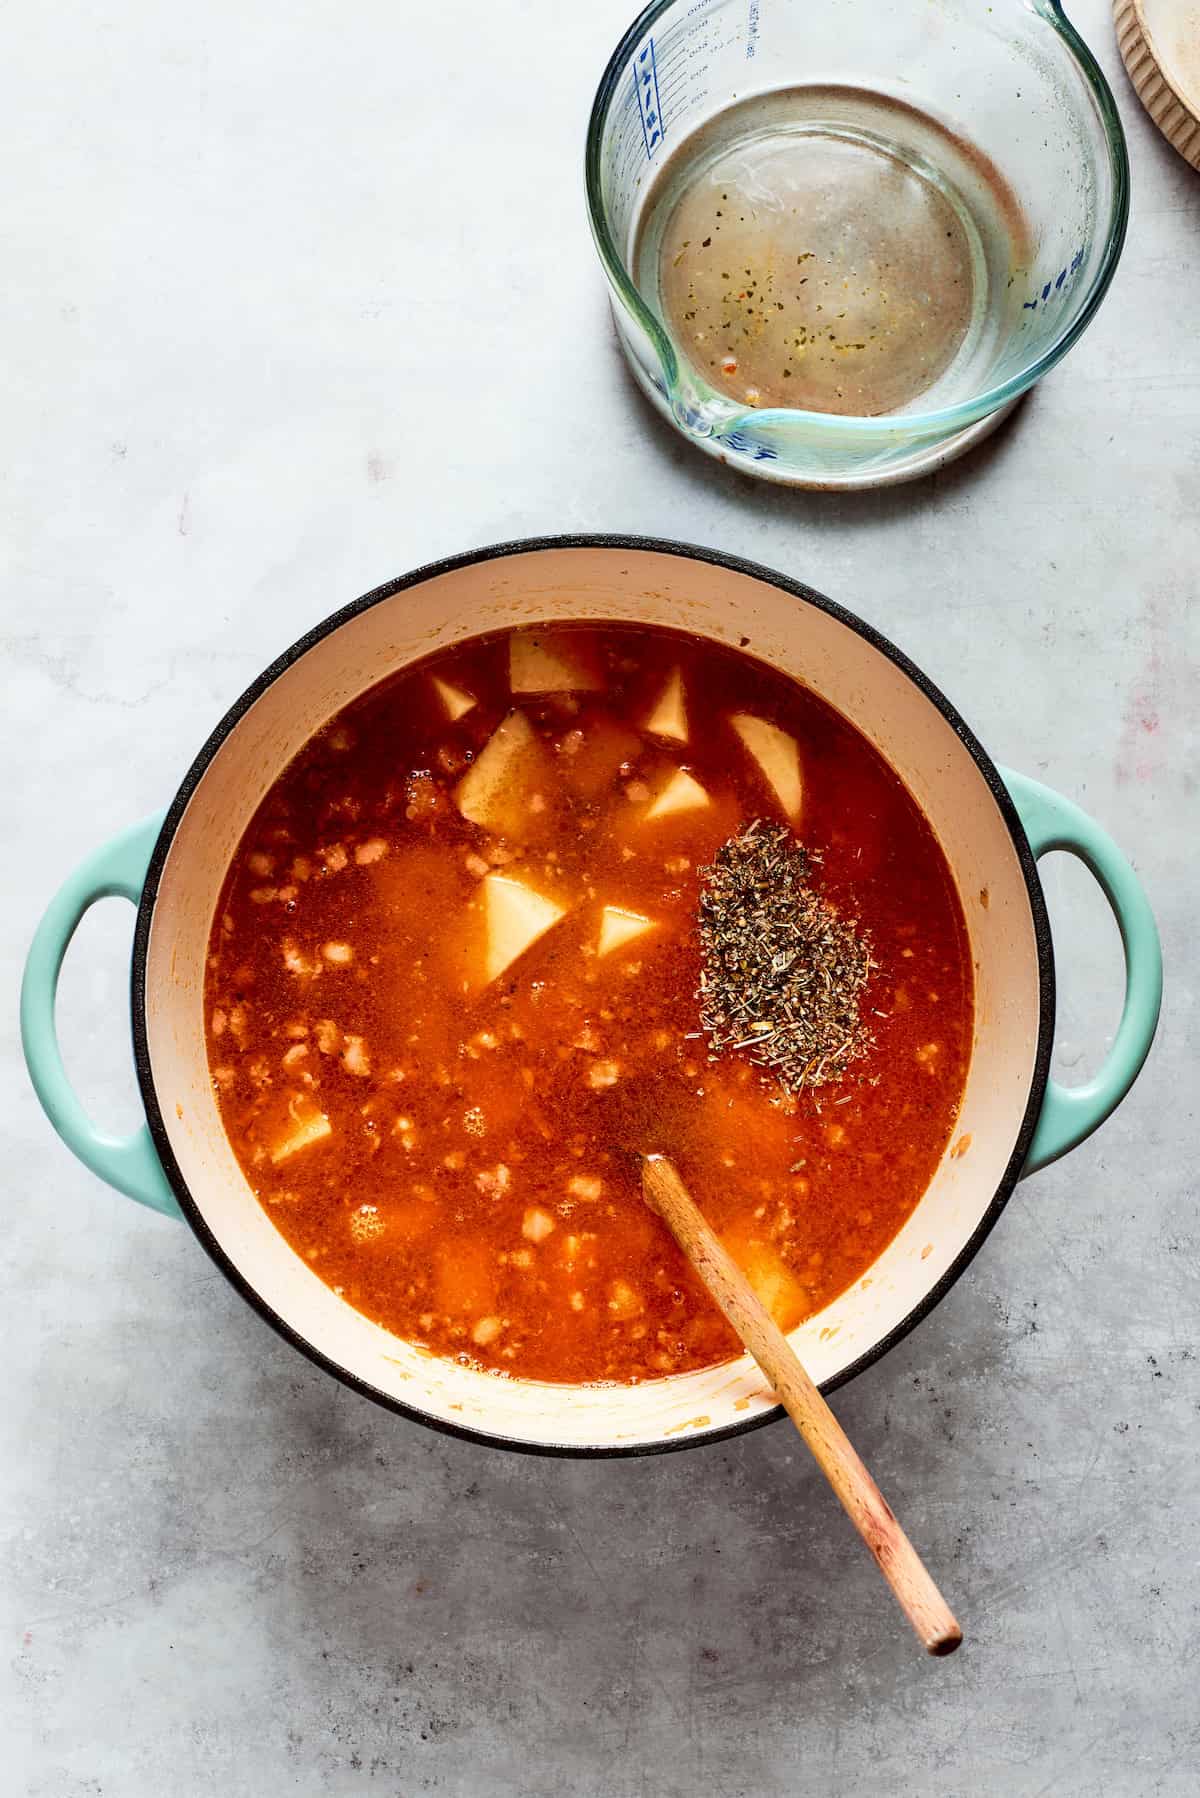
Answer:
[
  {"left": 1022, "top": 245, "right": 1085, "bottom": 310},
  {"left": 714, "top": 428, "right": 779, "bottom": 462},
  {"left": 634, "top": 37, "right": 666, "bottom": 158}
]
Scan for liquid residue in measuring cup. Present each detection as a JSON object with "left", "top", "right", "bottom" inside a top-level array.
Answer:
[{"left": 635, "top": 87, "right": 1032, "bottom": 418}]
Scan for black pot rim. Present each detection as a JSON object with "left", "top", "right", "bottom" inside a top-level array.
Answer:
[{"left": 130, "top": 533, "right": 1055, "bottom": 1459}]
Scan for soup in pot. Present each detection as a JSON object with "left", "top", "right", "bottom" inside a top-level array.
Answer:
[{"left": 204, "top": 623, "right": 972, "bottom": 1383}]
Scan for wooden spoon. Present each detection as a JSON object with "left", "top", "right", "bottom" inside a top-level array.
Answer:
[{"left": 642, "top": 1152, "right": 962, "bottom": 1657}]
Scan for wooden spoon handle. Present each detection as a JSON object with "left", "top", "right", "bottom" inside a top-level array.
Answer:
[{"left": 642, "top": 1153, "right": 962, "bottom": 1656}]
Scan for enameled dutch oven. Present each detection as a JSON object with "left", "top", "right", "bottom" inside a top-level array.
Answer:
[{"left": 22, "top": 539, "right": 1162, "bottom": 1455}]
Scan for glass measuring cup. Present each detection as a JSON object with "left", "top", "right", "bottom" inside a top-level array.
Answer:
[{"left": 586, "top": 0, "right": 1129, "bottom": 488}]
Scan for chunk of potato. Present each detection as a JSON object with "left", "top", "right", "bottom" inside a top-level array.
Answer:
[
  {"left": 483, "top": 873, "right": 566, "bottom": 983},
  {"left": 597, "top": 905, "right": 656, "bottom": 957},
  {"left": 607, "top": 1278, "right": 644, "bottom": 1320},
  {"left": 454, "top": 710, "right": 550, "bottom": 839},
  {"left": 644, "top": 666, "right": 687, "bottom": 742},
  {"left": 730, "top": 714, "right": 803, "bottom": 820},
  {"left": 430, "top": 674, "right": 477, "bottom": 721},
  {"left": 643, "top": 767, "right": 710, "bottom": 822},
  {"left": 269, "top": 1102, "right": 332, "bottom": 1164},
  {"left": 510, "top": 632, "right": 601, "bottom": 695}
]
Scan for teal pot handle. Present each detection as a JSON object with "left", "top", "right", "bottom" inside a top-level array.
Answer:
[
  {"left": 1002, "top": 769, "right": 1162, "bottom": 1177},
  {"left": 21, "top": 813, "right": 182, "bottom": 1219}
]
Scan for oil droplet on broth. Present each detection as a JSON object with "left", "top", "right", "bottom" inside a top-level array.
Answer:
[{"left": 637, "top": 88, "right": 1030, "bottom": 419}]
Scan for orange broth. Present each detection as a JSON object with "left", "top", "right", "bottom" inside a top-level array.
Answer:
[{"left": 204, "top": 623, "right": 973, "bottom": 1383}]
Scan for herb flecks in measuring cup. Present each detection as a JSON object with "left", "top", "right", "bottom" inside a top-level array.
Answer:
[{"left": 696, "top": 820, "right": 876, "bottom": 1094}]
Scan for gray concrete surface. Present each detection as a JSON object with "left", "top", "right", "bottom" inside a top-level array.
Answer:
[{"left": 3, "top": 1, "right": 1197, "bottom": 1792}]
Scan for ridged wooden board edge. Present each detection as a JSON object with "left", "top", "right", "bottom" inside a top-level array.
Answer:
[{"left": 1115, "top": 0, "right": 1200, "bottom": 169}]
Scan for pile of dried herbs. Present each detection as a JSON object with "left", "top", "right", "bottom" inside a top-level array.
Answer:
[{"left": 695, "top": 820, "right": 876, "bottom": 1094}]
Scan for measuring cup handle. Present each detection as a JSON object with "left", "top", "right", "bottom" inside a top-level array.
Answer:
[
  {"left": 1002, "top": 768, "right": 1162, "bottom": 1177},
  {"left": 21, "top": 813, "right": 182, "bottom": 1218}
]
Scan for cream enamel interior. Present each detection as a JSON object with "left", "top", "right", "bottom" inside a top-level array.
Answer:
[{"left": 143, "top": 546, "right": 1041, "bottom": 1451}]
